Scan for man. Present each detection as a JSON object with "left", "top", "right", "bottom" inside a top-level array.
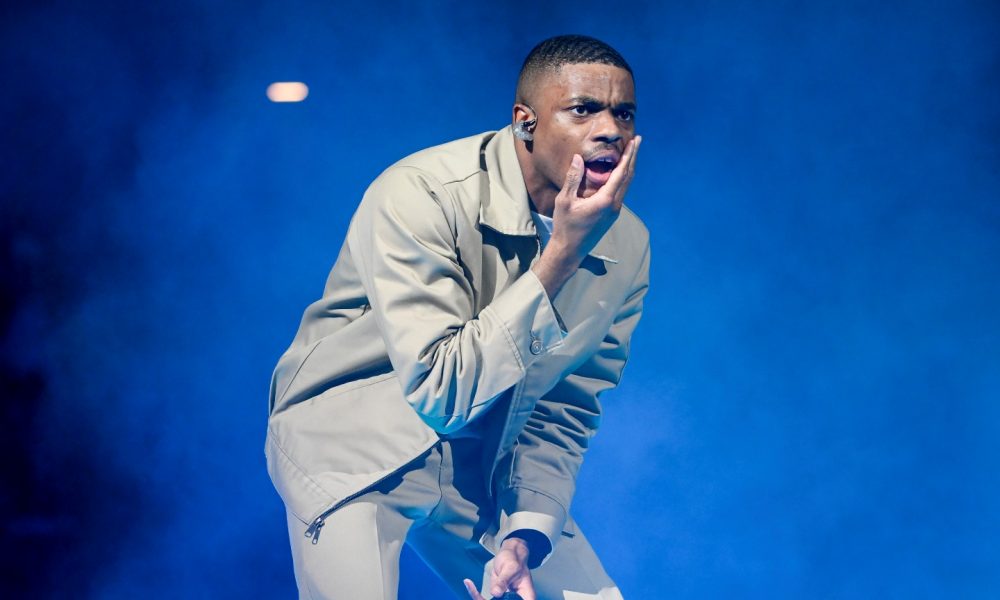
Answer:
[{"left": 267, "top": 34, "right": 648, "bottom": 600}]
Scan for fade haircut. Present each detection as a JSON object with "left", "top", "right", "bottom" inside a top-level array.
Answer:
[{"left": 516, "top": 34, "right": 633, "bottom": 104}]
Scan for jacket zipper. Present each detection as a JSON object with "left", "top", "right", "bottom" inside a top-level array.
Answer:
[
  {"left": 303, "top": 514, "right": 327, "bottom": 544},
  {"left": 303, "top": 481, "right": 378, "bottom": 544},
  {"left": 302, "top": 455, "right": 425, "bottom": 544}
]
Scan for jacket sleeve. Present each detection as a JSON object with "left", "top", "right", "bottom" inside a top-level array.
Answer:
[
  {"left": 494, "top": 244, "right": 650, "bottom": 568},
  {"left": 347, "top": 166, "right": 566, "bottom": 433}
]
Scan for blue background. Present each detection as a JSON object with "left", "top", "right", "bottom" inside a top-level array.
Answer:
[{"left": 2, "top": 0, "right": 997, "bottom": 597}]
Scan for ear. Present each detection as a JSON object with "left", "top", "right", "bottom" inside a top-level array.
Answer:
[{"left": 512, "top": 103, "right": 536, "bottom": 129}]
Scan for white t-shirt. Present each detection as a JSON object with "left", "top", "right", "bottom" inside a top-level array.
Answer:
[{"left": 531, "top": 211, "right": 554, "bottom": 249}]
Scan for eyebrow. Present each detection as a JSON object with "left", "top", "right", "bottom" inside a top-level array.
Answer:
[{"left": 568, "top": 95, "right": 638, "bottom": 112}]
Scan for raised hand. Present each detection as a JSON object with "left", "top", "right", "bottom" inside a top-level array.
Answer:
[
  {"left": 462, "top": 537, "right": 537, "bottom": 600},
  {"left": 553, "top": 135, "right": 641, "bottom": 262},
  {"left": 532, "top": 135, "right": 641, "bottom": 299}
]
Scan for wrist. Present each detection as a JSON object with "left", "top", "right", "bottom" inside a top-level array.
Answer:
[
  {"left": 544, "top": 235, "right": 586, "bottom": 266},
  {"left": 499, "top": 535, "right": 530, "bottom": 561},
  {"left": 532, "top": 245, "right": 581, "bottom": 299},
  {"left": 500, "top": 529, "right": 551, "bottom": 569}
]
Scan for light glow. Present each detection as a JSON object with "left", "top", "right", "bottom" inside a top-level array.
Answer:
[{"left": 267, "top": 82, "right": 309, "bottom": 103}]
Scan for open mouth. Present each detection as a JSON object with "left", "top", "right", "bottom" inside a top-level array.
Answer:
[
  {"left": 582, "top": 154, "right": 619, "bottom": 188},
  {"left": 584, "top": 156, "right": 618, "bottom": 174}
]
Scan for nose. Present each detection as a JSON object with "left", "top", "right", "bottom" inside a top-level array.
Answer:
[{"left": 591, "top": 109, "right": 624, "bottom": 145}]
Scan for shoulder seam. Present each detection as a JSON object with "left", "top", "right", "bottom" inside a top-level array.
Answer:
[{"left": 384, "top": 164, "right": 482, "bottom": 189}]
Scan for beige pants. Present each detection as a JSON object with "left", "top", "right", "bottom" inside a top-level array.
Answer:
[{"left": 285, "top": 438, "right": 624, "bottom": 600}]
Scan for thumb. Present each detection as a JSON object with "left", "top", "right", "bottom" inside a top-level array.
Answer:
[
  {"left": 516, "top": 575, "right": 538, "bottom": 600},
  {"left": 562, "top": 154, "right": 584, "bottom": 195},
  {"left": 490, "top": 560, "right": 513, "bottom": 597},
  {"left": 490, "top": 572, "right": 509, "bottom": 597}
]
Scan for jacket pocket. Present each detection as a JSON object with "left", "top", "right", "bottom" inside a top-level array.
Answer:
[{"left": 266, "top": 372, "right": 438, "bottom": 525}]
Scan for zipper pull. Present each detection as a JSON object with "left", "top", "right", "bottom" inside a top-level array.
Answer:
[{"left": 304, "top": 516, "right": 326, "bottom": 544}]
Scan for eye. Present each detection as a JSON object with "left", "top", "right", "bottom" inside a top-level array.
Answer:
[
  {"left": 615, "top": 109, "right": 635, "bottom": 122},
  {"left": 570, "top": 105, "right": 588, "bottom": 116}
]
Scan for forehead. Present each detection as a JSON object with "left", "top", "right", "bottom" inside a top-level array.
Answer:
[{"left": 537, "top": 63, "right": 635, "bottom": 103}]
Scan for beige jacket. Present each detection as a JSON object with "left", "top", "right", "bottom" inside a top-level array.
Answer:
[{"left": 266, "top": 125, "right": 649, "bottom": 564}]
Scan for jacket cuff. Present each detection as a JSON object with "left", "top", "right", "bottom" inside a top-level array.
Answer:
[
  {"left": 496, "top": 487, "right": 567, "bottom": 568},
  {"left": 480, "top": 270, "right": 565, "bottom": 372}
]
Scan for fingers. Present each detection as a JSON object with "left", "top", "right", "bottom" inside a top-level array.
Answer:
[
  {"left": 489, "top": 559, "right": 536, "bottom": 600},
  {"left": 514, "top": 575, "right": 537, "bottom": 600},
  {"left": 617, "top": 135, "right": 641, "bottom": 203},
  {"left": 489, "top": 563, "right": 508, "bottom": 597},
  {"left": 626, "top": 135, "right": 641, "bottom": 182},
  {"left": 606, "top": 135, "right": 641, "bottom": 208},
  {"left": 463, "top": 578, "right": 486, "bottom": 600},
  {"left": 562, "top": 154, "right": 585, "bottom": 196},
  {"left": 489, "top": 558, "right": 517, "bottom": 597}
]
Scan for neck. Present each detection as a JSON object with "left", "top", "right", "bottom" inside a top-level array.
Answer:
[{"left": 513, "top": 139, "right": 557, "bottom": 217}]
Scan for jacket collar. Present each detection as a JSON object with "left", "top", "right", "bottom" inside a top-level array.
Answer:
[{"left": 480, "top": 126, "right": 619, "bottom": 263}]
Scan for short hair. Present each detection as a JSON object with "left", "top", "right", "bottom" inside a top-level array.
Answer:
[{"left": 516, "top": 34, "right": 633, "bottom": 104}]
